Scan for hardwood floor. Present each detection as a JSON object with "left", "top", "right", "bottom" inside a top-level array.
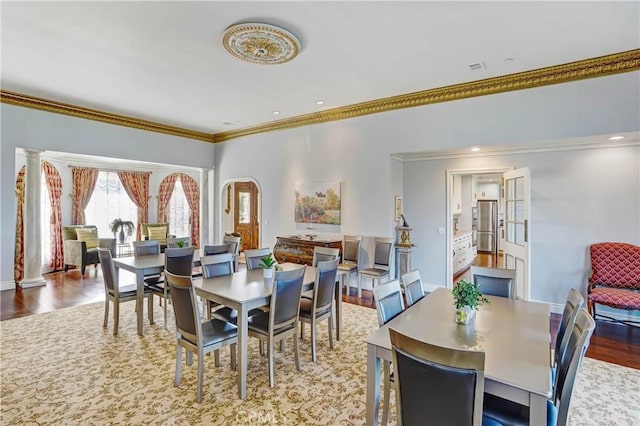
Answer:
[{"left": 2, "top": 261, "right": 638, "bottom": 369}]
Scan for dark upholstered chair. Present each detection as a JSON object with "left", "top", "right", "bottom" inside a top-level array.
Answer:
[
  {"left": 301, "top": 247, "right": 340, "bottom": 300},
  {"left": 132, "top": 240, "right": 163, "bottom": 285},
  {"left": 248, "top": 266, "right": 306, "bottom": 387},
  {"left": 471, "top": 265, "right": 516, "bottom": 299},
  {"left": 358, "top": 237, "right": 394, "bottom": 298},
  {"left": 299, "top": 259, "right": 339, "bottom": 362},
  {"left": 552, "top": 288, "right": 584, "bottom": 398},
  {"left": 204, "top": 244, "right": 232, "bottom": 255},
  {"left": 244, "top": 248, "right": 273, "bottom": 270},
  {"left": 587, "top": 242, "right": 640, "bottom": 326},
  {"left": 165, "top": 271, "right": 237, "bottom": 403},
  {"left": 338, "top": 234, "right": 361, "bottom": 294},
  {"left": 400, "top": 270, "right": 425, "bottom": 307},
  {"left": 389, "top": 328, "right": 489, "bottom": 426},
  {"left": 483, "top": 309, "right": 595, "bottom": 426},
  {"left": 98, "top": 248, "right": 153, "bottom": 336},
  {"left": 63, "top": 225, "right": 116, "bottom": 275}
]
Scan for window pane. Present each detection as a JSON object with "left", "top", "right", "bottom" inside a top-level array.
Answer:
[
  {"left": 515, "top": 176, "right": 524, "bottom": 199},
  {"left": 85, "top": 172, "right": 138, "bottom": 240},
  {"left": 239, "top": 192, "right": 250, "bottom": 224},
  {"left": 169, "top": 179, "right": 190, "bottom": 237}
]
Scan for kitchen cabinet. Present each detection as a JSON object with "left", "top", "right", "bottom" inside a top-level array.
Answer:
[
  {"left": 477, "top": 182, "right": 500, "bottom": 200},
  {"left": 452, "top": 175, "right": 462, "bottom": 215},
  {"left": 453, "top": 232, "right": 476, "bottom": 275}
]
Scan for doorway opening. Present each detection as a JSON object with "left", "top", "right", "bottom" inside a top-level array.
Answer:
[{"left": 220, "top": 179, "right": 261, "bottom": 252}]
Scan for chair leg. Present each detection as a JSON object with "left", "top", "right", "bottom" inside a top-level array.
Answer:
[
  {"left": 174, "top": 343, "right": 183, "bottom": 387},
  {"left": 81, "top": 265, "right": 86, "bottom": 275},
  {"left": 147, "top": 294, "right": 154, "bottom": 324},
  {"left": 382, "top": 360, "right": 391, "bottom": 426},
  {"left": 293, "top": 327, "right": 301, "bottom": 371},
  {"left": 279, "top": 340, "right": 284, "bottom": 352},
  {"left": 113, "top": 301, "right": 120, "bottom": 336},
  {"left": 163, "top": 289, "right": 168, "bottom": 330},
  {"left": 214, "top": 349, "right": 220, "bottom": 367},
  {"left": 300, "top": 322, "right": 305, "bottom": 340},
  {"left": 268, "top": 339, "right": 275, "bottom": 388},
  {"left": 197, "top": 349, "right": 205, "bottom": 403},
  {"left": 311, "top": 319, "right": 317, "bottom": 362},
  {"left": 328, "top": 316, "right": 334, "bottom": 350},
  {"left": 358, "top": 274, "right": 363, "bottom": 298},
  {"left": 230, "top": 343, "right": 237, "bottom": 370},
  {"left": 186, "top": 350, "right": 193, "bottom": 366},
  {"left": 103, "top": 298, "right": 109, "bottom": 328}
]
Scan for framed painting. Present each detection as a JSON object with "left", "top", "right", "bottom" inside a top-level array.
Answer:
[{"left": 295, "top": 181, "right": 341, "bottom": 225}]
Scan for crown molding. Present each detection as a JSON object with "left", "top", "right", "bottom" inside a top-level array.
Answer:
[
  {"left": 214, "top": 49, "right": 640, "bottom": 142},
  {"left": 0, "top": 90, "right": 214, "bottom": 143},
  {"left": 2, "top": 50, "right": 638, "bottom": 144}
]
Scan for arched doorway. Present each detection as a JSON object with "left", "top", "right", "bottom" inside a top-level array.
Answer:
[{"left": 221, "top": 179, "right": 261, "bottom": 251}]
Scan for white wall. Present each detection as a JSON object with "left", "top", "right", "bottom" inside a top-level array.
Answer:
[{"left": 1, "top": 104, "right": 216, "bottom": 286}]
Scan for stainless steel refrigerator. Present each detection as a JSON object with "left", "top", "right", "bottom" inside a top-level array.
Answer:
[{"left": 477, "top": 200, "right": 498, "bottom": 253}]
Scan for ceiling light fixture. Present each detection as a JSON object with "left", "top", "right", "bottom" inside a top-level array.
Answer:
[
  {"left": 608, "top": 135, "right": 624, "bottom": 141},
  {"left": 222, "top": 23, "right": 301, "bottom": 65},
  {"left": 470, "top": 147, "right": 481, "bottom": 152},
  {"left": 316, "top": 100, "right": 324, "bottom": 105},
  {"left": 272, "top": 111, "right": 280, "bottom": 115}
]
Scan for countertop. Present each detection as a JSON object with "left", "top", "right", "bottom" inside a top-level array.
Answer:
[{"left": 454, "top": 230, "right": 472, "bottom": 238}]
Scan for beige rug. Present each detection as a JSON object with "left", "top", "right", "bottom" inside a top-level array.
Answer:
[{"left": 1, "top": 300, "right": 638, "bottom": 425}]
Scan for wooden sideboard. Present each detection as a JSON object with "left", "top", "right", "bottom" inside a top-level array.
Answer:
[{"left": 273, "top": 235, "right": 342, "bottom": 265}]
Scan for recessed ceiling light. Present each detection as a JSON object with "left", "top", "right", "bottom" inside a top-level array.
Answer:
[
  {"left": 272, "top": 111, "right": 280, "bottom": 115},
  {"left": 504, "top": 57, "right": 515, "bottom": 63},
  {"left": 608, "top": 135, "right": 624, "bottom": 140},
  {"left": 470, "top": 147, "right": 481, "bottom": 152},
  {"left": 316, "top": 100, "right": 324, "bottom": 105}
]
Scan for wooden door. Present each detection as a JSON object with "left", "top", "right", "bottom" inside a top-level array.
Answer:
[
  {"left": 234, "top": 181, "right": 259, "bottom": 251},
  {"left": 502, "top": 167, "right": 530, "bottom": 300}
]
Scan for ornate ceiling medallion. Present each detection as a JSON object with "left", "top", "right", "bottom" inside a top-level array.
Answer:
[{"left": 222, "top": 23, "right": 301, "bottom": 65}]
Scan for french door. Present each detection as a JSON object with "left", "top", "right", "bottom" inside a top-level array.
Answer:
[{"left": 502, "top": 167, "right": 530, "bottom": 300}]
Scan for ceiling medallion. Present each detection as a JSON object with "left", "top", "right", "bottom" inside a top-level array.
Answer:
[{"left": 222, "top": 23, "right": 301, "bottom": 65}]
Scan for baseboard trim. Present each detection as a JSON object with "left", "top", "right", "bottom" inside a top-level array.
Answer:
[
  {"left": 19, "top": 277, "right": 46, "bottom": 288},
  {"left": 1, "top": 281, "right": 17, "bottom": 291}
]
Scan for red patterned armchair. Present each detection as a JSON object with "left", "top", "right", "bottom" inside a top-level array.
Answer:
[{"left": 588, "top": 242, "right": 640, "bottom": 326}]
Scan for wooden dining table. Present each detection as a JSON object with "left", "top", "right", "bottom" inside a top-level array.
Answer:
[
  {"left": 365, "top": 287, "right": 552, "bottom": 425},
  {"left": 193, "top": 263, "right": 344, "bottom": 399}
]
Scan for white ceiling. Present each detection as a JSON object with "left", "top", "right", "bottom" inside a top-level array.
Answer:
[{"left": 2, "top": 1, "right": 639, "bottom": 135}]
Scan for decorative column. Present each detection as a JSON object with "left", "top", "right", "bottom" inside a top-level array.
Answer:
[
  {"left": 199, "top": 168, "right": 211, "bottom": 246},
  {"left": 20, "top": 149, "right": 45, "bottom": 288},
  {"left": 395, "top": 225, "right": 415, "bottom": 281}
]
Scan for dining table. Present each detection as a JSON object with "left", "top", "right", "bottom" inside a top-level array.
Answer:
[
  {"left": 193, "top": 262, "right": 344, "bottom": 399},
  {"left": 365, "top": 287, "right": 552, "bottom": 425}
]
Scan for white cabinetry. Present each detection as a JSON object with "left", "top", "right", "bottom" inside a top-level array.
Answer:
[
  {"left": 453, "top": 232, "right": 476, "bottom": 275},
  {"left": 452, "top": 175, "right": 462, "bottom": 215},
  {"left": 477, "top": 182, "right": 500, "bottom": 200}
]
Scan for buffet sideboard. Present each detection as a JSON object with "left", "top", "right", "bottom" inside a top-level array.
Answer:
[{"left": 273, "top": 235, "right": 342, "bottom": 265}]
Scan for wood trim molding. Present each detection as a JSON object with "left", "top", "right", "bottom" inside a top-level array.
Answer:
[{"left": 2, "top": 49, "right": 638, "bottom": 144}]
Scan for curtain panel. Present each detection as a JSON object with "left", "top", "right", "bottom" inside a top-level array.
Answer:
[
  {"left": 14, "top": 166, "right": 26, "bottom": 283},
  {"left": 117, "top": 171, "right": 150, "bottom": 241},
  {"left": 157, "top": 173, "right": 178, "bottom": 223},
  {"left": 42, "top": 161, "right": 64, "bottom": 271},
  {"left": 178, "top": 173, "right": 200, "bottom": 249},
  {"left": 71, "top": 167, "right": 98, "bottom": 225}
]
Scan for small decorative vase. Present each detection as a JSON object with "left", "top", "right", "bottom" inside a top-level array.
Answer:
[
  {"left": 118, "top": 229, "right": 125, "bottom": 244},
  {"left": 455, "top": 306, "right": 476, "bottom": 324},
  {"left": 263, "top": 268, "right": 274, "bottom": 279}
]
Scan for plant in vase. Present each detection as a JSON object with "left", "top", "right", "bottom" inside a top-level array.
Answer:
[
  {"left": 452, "top": 279, "right": 490, "bottom": 324},
  {"left": 259, "top": 253, "right": 277, "bottom": 278},
  {"left": 109, "top": 218, "right": 135, "bottom": 244}
]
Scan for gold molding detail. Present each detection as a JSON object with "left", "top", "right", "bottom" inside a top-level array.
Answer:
[
  {"left": 213, "top": 49, "right": 640, "bottom": 142},
  {"left": 1, "top": 50, "right": 638, "bottom": 144},
  {"left": 0, "top": 91, "right": 214, "bottom": 143}
]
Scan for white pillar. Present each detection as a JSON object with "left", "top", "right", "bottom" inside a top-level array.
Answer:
[
  {"left": 20, "top": 149, "right": 45, "bottom": 288},
  {"left": 199, "top": 168, "right": 213, "bottom": 246}
]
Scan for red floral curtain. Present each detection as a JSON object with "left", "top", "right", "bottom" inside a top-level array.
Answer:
[
  {"left": 117, "top": 171, "right": 150, "bottom": 240},
  {"left": 14, "top": 166, "right": 26, "bottom": 283},
  {"left": 42, "top": 161, "right": 64, "bottom": 271},
  {"left": 178, "top": 173, "right": 200, "bottom": 248},
  {"left": 71, "top": 167, "right": 98, "bottom": 224},
  {"left": 157, "top": 173, "right": 178, "bottom": 223}
]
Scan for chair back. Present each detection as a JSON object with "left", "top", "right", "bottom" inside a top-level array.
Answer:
[
  {"left": 401, "top": 270, "right": 425, "bottom": 307},
  {"left": 201, "top": 253, "right": 234, "bottom": 278},
  {"left": 342, "top": 235, "right": 361, "bottom": 264},
  {"left": 470, "top": 266, "right": 516, "bottom": 299},
  {"left": 133, "top": 240, "right": 161, "bottom": 256},
  {"left": 553, "top": 308, "right": 596, "bottom": 426},
  {"left": 223, "top": 235, "right": 242, "bottom": 256},
  {"left": 244, "top": 248, "right": 273, "bottom": 270},
  {"left": 165, "top": 246, "right": 195, "bottom": 276},
  {"left": 312, "top": 246, "right": 340, "bottom": 267},
  {"left": 204, "top": 244, "right": 231, "bottom": 255},
  {"left": 373, "top": 237, "right": 394, "bottom": 270},
  {"left": 372, "top": 280, "right": 405, "bottom": 326},
  {"left": 312, "top": 259, "right": 339, "bottom": 313},
  {"left": 389, "top": 328, "right": 485, "bottom": 426},
  {"left": 165, "top": 271, "right": 201, "bottom": 344},
  {"left": 269, "top": 266, "right": 306, "bottom": 332},
  {"left": 97, "top": 248, "right": 118, "bottom": 297},
  {"left": 167, "top": 237, "right": 191, "bottom": 248},
  {"left": 589, "top": 242, "right": 640, "bottom": 290},
  {"left": 554, "top": 289, "right": 585, "bottom": 372}
]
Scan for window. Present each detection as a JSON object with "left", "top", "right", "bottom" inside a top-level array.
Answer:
[
  {"left": 168, "top": 178, "right": 191, "bottom": 237},
  {"left": 41, "top": 173, "right": 52, "bottom": 271},
  {"left": 85, "top": 171, "right": 138, "bottom": 240}
]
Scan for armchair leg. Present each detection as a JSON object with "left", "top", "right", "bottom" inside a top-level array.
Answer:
[{"left": 81, "top": 265, "right": 86, "bottom": 275}]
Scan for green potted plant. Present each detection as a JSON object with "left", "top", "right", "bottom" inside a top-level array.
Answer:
[
  {"left": 259, "top": 253, "right": 277, "bottom": 278},
  {"left": 109, "top": 218, "right": 135, "bottom": 244},
  {"left": 452, "top": 279, "right": 490, "bottom": 324}
]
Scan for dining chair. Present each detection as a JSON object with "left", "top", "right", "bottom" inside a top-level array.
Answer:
[
  {"left": 98, "top": 248, "right": 154, "bottom": 336},
  {"left": 247, "top": 266, "right": 306, "bottom": 387},
  {"left": 167, "top": 237, "right": 191, "bottom": 248},
  {"left": 165, "top": 271, "right": 238, "bottom": 403},
  {"left": 400, "top": 270, "right": 425, "bottom": 307},
  {"left": 244, "top": 247, "right": 273, "bottom": 270},
  {"left": 299, "top": 258, "right": 339, "bottom": 362},
  {"left": 358, "top": 237, "right": 394, "bottom": 298},
  {"left": 372, "top": 280, "right": 405, "bottom": 425},
  {"left": 132, "top": 240, "right": 162, "bottom": 285},
  {"left": 301, "top": 247, "right": 340, "bottom": 300},
  {"left": 470, "top": 265, "right": 517, "bottom": 299},
  {"left": 552, "top": 288, "right": 584, "bottom": 398},
  {"left": 148, "top": 246, "right": 195, "bottom": 329},
  {"left": 389, "top": 328, "right": 490, "bottom": 426},
  {"left": 222, "top": 234, "right": 242, "bottom": 271},
  {"left": 483, "top": 308, "right": 595, "bottom": 426},
  {"left": 338, "top": 234, "right": 361, "bottom": 294},
  {"left": 203, "top": 244, "right": 231, "bottom": 255}
]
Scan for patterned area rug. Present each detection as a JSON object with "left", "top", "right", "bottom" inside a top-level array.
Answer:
[{"left": 1, "top": 300, "right": 638, "bottom": 425}]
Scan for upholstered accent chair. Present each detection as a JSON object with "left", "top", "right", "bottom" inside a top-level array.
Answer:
[
  {"left": 140, "top": 223, "right": 175, "bottom": 251},
  {"left": 63, "top": 225, "right": 116, "bottom": 275}
]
